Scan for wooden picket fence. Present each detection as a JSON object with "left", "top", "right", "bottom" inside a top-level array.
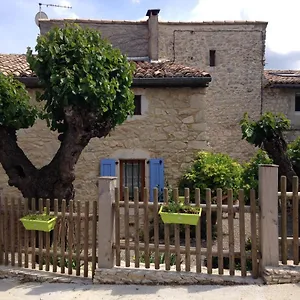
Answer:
[
  {"left": 0, "top": 197, "right": 98, "bottom": 278},
  {"left": 278, "top": 176, "right": 300, "bottom": 266},
  {"left": 113, "top": 187, "right": 260, "bottom": 278}
]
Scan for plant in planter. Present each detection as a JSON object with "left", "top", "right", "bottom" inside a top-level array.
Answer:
[
  {"left": 159, "top": 202, "right": 202, "bottom": 226},
  {"left": 20, "top": 208, "right": 57, "bottom": 232}
]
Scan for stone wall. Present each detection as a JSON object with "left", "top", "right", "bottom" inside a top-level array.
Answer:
[
  {"left": 39, "top": 20, "right": 149, "bottom": 58},
  {"left": 0, "top": 87, "right": 208, "bottom": 202},
  {"left": 263, "top": 265, "right": 300, "bottom": 284},
  {"left": 158, "top": 22, "right": 267, "bottom": 161},
  {"left": 263, "top": 87, "right": 300, "bottom": 142}
]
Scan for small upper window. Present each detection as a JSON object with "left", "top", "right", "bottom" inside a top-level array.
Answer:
[
  {"left": 209, "top": 50, "right": 216, "bottom": 67},
  {"left": 134, "top": 95, "right": 142, "bottom": 115},
  {"left": 295, "top": 94, "right": 300, "bottom": 112}
]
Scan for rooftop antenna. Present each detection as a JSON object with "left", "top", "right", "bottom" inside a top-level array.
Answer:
[{"left": 35, "top": 2, "right": 73, "bottom": 26}]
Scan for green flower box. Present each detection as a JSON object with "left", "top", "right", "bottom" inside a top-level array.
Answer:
[
  {"left": 20, "top": 212, "right": 57, "bottom": 232},
  {"left": 159, "top": 205, "right": 202, "bottom": 225}
]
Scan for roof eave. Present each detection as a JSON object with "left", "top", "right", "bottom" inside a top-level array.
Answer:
[
  {"left": 132, "top": 77, "right": 212, "bottom": 87},
  {"left": 17, "top": 76, "right": 212, "bottom": 88}
]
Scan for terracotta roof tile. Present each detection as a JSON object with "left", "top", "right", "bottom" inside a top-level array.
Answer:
[
  {"left": 264, "top": 70, "right": 300, "bottom": 85},
  {"left": 0, "top": 54, "right": 210, "bottom": 79}
]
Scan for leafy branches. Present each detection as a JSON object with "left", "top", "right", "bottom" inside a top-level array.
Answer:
[
  {"left": 0, "top": 73, "right": 38, "bottom": 130},
  {"left": 240, "top": 112, "right": 290, "bottom": 147}
]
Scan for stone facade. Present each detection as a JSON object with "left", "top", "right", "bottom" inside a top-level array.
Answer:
[
  {"left": 0, "top": 87, "right": 208, "bottom": 200},
  {"left": 263, "top": 87, "right": 300, "bottom": 142},
  {"left": 263, "top": 265, "right": 300, "bottom": 284},
  {"left": 158, "top": 22, "right": 267, "bottom": 160}
]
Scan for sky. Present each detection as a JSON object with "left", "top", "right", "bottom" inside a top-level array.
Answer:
[{"left": 0, "top": 0, "right": 299, "bottom": 70}]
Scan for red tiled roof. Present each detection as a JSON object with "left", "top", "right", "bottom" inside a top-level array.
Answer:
[
  {"left": 0, "top": 54, "right": 210, "bottom": 79},
  {"left": 264, "top": 70, "right": 300, "bottom": 85}
]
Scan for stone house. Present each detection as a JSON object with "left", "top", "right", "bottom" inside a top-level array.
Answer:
[
  {"left": 0, "top": 8, "right": 298, "bottom": 202},
  {"left": 263, "top": 70, "right": 300, "bottom": 141}
]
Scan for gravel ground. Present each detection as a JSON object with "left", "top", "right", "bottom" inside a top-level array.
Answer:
[
  {"left": 1, "top": 278, "right": 300, "bottom": 300},
  {"left": 120, "top": 212, "right": 256, "bottom": 269}
]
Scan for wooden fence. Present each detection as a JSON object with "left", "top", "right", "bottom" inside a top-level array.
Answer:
[
  {"left": 278, "top": 176, "right": 300, "bottom": 266},
  {"left": 0, "top": 197, "right": 98, "bottom": 278},
  {"left": 113, "top": 187, "right": 260, "bottom": 278}
]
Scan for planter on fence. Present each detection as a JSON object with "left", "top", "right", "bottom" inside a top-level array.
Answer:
[
  {"left": 20, "top": 208, "right": 57, "bottom": 232},
  {"left": 159, "top": 203, "right": 202, "bottom": 225}
]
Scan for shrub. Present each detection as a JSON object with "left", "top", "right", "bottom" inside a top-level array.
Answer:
[
  {"left": 287, "top": 137, "right": 300, "bottom": 175},
  {"left": 179, "top": 151, "right": 243, "bottom": 203},
  {"left": 242, "top": 149, "right": 273, "bottom": 204}
]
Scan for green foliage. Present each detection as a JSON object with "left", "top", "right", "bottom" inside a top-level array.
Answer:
[
  {"left": 240, "top": 112, "right": 290, "bottom": 147},
  {"left": 0, "top": 73, "right": 37, "bottom": 129},
  {"left": 137, "top": 251, "right": 178, "bottom": 266},
  {"left": 161, "top": 202, "right": 200, "bottom": 214},
  {"left": 242, "top": 149, "right": 273, "bottom": 203},
  {"left": 27, "top": 23, "right": 135, "bottom": 133},
  {"left": 179, "top": 151, "right": 243, "bottom": 202},
  {"left": 287, "top": 137, "right": 300, "bottom": 171},
  {"left": 21, "top": 214, "right": 54, "bottom": 221}
]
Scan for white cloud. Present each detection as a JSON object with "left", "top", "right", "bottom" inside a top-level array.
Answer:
[{"left": 190, "top": 0, "right": 300, "bottom": 55}]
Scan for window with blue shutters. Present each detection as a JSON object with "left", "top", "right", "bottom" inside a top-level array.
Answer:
[
  {"left": 100, "top": 159, "right": 116, "bottom": 176},
  {"left": 149, "top": 158, "right": 164, "bottom": 202}
]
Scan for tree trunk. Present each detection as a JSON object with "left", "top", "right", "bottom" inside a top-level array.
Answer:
[
  {"left": 262, "top": 135, "right": 296, "bottom": 191},
  {"left": 0, "top": 124, "right": 89, "bottom": 205}
]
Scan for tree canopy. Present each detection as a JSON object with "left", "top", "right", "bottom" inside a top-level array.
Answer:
[{"left": 0, "top": 24, "right": 135, "bottom": 201}]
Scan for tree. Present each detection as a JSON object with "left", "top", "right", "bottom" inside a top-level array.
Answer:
[
  {"left": 240, "top": 112, "right": 296, "bottom": 190},
  {"left": 0, "top": 24, "right": 135, "bottom": 202}
]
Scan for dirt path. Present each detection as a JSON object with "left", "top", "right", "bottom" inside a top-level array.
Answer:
[{"left": 1, "top": 279, "right": 300, "bottom": 300}]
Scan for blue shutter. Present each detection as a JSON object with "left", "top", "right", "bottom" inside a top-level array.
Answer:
[
  {"left": 100, "top": 159, "right": 116, "bottom": 176},
  {"left": 149, "top": 158, "right": 164, "bottom": 202}
]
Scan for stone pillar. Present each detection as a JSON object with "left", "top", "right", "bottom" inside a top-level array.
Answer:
[
  {"left": 97, "top": 176, "right": 117, "bottom": 269},
  {"left": 146, "top": 9, "right": 160, "bottom": 61},
  {"left": 259, "top": 164, "right": 279, "bottom": 270}
]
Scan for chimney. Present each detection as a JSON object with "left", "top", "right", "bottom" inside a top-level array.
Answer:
[{"left": 146, "top": 9, "right": 160, "bottom": 61}]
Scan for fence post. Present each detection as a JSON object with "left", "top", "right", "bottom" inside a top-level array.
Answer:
[
  {"left": 97, "top": 176, "right": 117, "bottom": 269},
  {"left": 259, "top": 164, "right": 279, "bottom": 270}
]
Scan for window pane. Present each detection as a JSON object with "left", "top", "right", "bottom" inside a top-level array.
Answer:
[
  {"left": 122, "top": 161, "right": 142, "bottom": 200},
  {"left": 296, "top": 95, "right": 300, "bottom": 111},
  {"left": 134, "top": 95, "right": 142, "bottom": 115}
]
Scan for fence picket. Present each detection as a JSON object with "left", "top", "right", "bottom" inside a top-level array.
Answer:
[
  {"left": 184, "top": 188, "right": 191, "bottom": 272},
  {"left": 10, "top": 197, "right": 15, "bottom": 266},
  {"left": 60, "top": 200, "right": 66, "bottom": 274},
  {"left": 38, "top": 198, "right": 44, "bottom": 270},
  {"left": 30, "top": 198, "right": 36, "bottom": 269},
  {"left": 17, "top": 198, "right": 22, "bottom": 267},
  {"left": 280, "top": 176, "right": 287, "bottom": 265},
  {"left": 115, "top": 188, "right": 121, "bottom": 266},
  {"left": 206, "top": 189, "right": 212, "bottom": 274},
  {"left": 164, "top": 188, "right": 170, "bottom": 271},
  {"left": 153, "top": 188, "right": 160, "bottom": 269},
  {"left": 217, "top": 188, "right": 223, "bottom": 275},
  {"left": 134, "top": 188, "right": 140, "bottom": 268},
  {"left": 228, "top": 189, "right": 235, "bottom": 276},
  {"left": 76, "top": 200, "right": 81, "bottom": 276},
  {"left": 92, "top": 200, "right": 97, "bottom": 276},
  {"left": 52, "top": 199, "right": 58, "bottom": 272},
  {"left": 143, "top": 188, "right": 150, "bottom": 269},
  {"left": 292, "top": 176, "right": 299, "bottom": 265},
  {"left": 250, "top": 189, "right": 258, "bottom": 278},
  {"left": 173, "top": 188, "right": 181, "bottom": 272},
  {"left": 195, "top": 188, "right": 201, "bottom": 273},
  {"left": 24, "top": 198, "right": 29, "bottom": 268},
  {"left": 45, "top": 199, "right": 51, "bottom": 271},
  {"left": 124, "top": 187, "right": 130, "bottom": 267},
  {"left": 84, "top": 201, "right": 89, "bottom": 277},
  {"left": 4, "top": 197, "right": 8, "bottom": 265},
  {"left": 239, "top": 190, "right": 246, "bottom": 277}
]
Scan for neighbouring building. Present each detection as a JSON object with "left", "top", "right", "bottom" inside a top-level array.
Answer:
[{"left": 0, "top": 9, "right": 298, "bottom": 203}]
